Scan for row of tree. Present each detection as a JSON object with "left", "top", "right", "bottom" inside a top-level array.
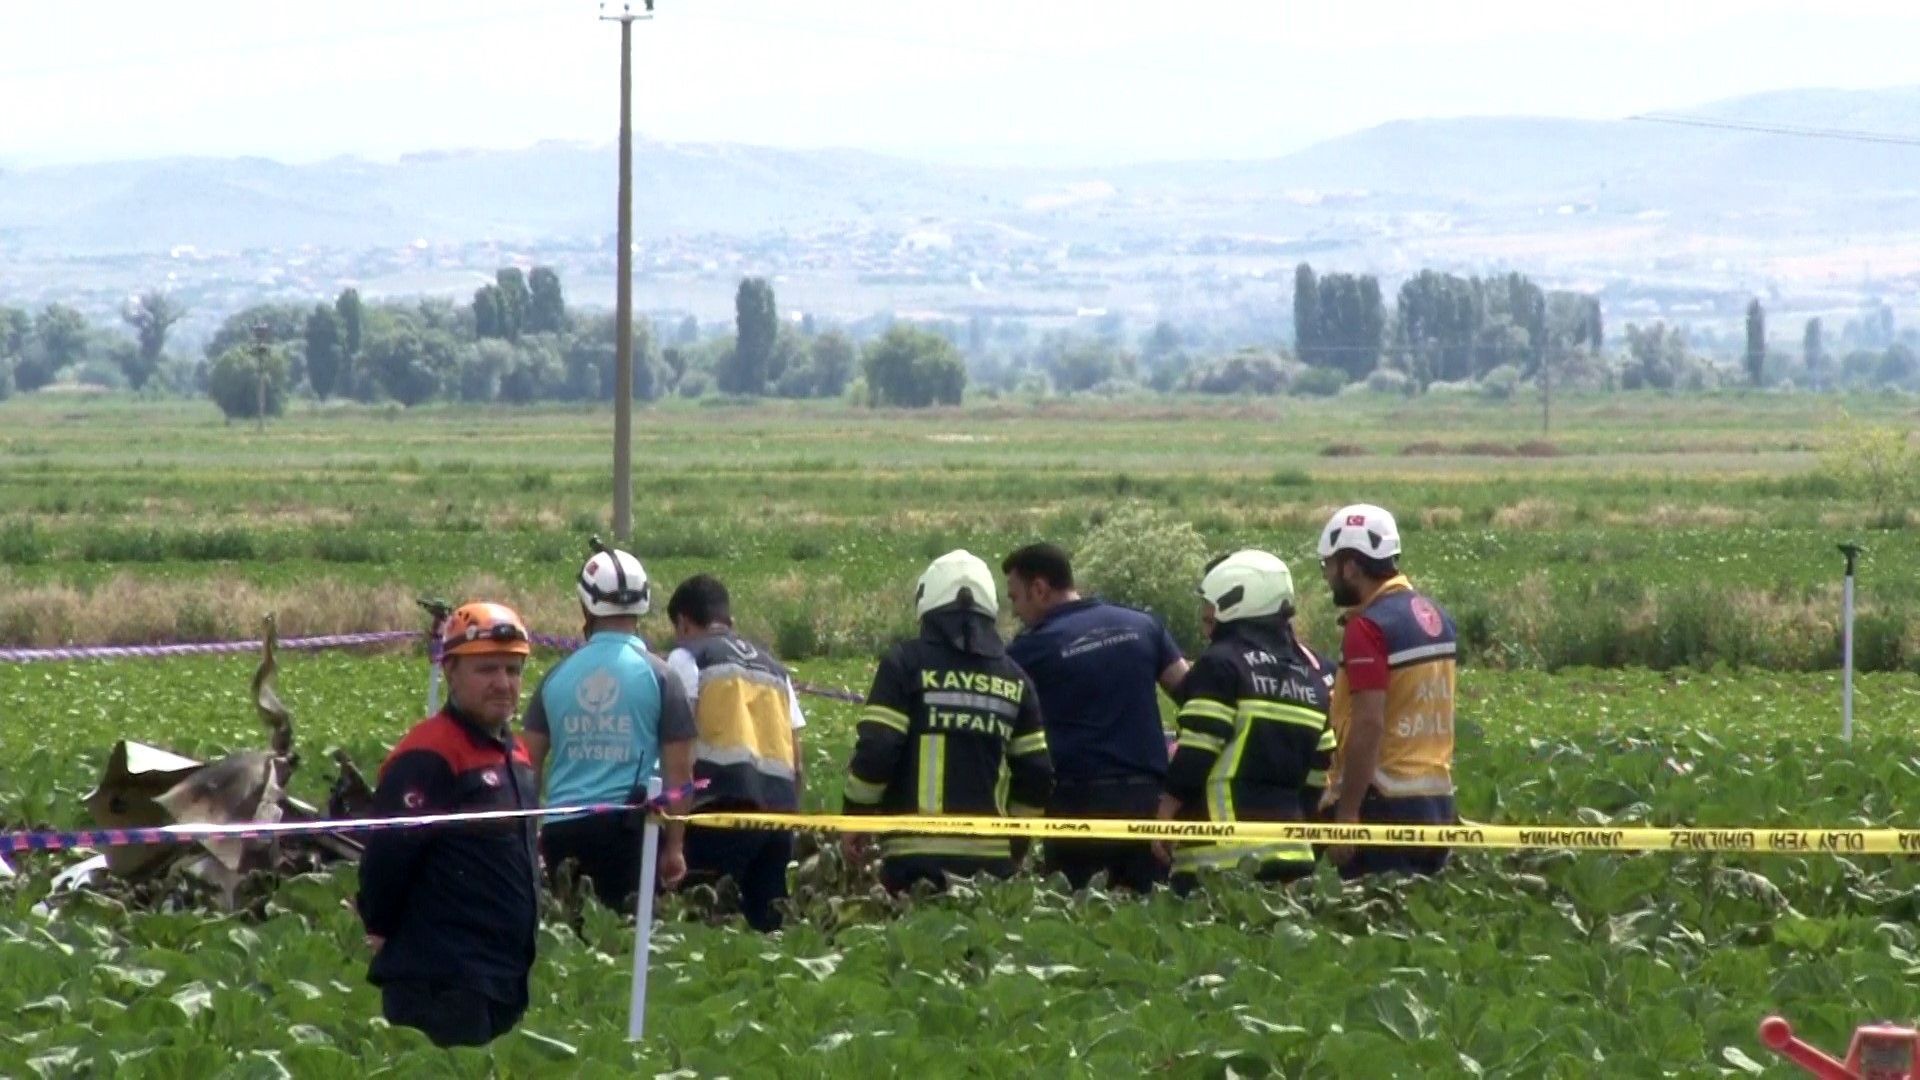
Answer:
[
  {"left": 5, "top": 267, "right": 1919, "bottom": 410},
  {"left": 0, "top": 293, "right": 186, "bottom": 397},
  {"left": 1291, "top": 264, "right": 1605, "bottom": 387},
  {"left": 185, "top": 270, "right": 967, "bottom": 417}
]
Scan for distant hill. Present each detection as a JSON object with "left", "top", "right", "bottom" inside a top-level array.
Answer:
[
  {"left": 7, "top": 84, "right": 1920, "bottom": 335},
  {"left": 0, "top": 139, "right": 1048, "bottom": 251},
  {"left": 2, "top": 85, "right": 1918, "bottom": 255}
]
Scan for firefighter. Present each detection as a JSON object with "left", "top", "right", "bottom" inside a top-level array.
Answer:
[
  {"left": 520, "top": 544, "right": 698, "bottom": 912},
  {"left": 1155, "top": 550, "right": 1336, "bottom": 890},
  {"left": 357, "top": 601, "right": 543, "bottom": 1048},
  {"left": 839, "top": 550, "right": 1055, "bottom": 894},
  {"left": 1315, "top": 503, "right": 1459, "bottom": 879},
  {"left": 663, "top": 573, "right": 806, "bottom": 933}
]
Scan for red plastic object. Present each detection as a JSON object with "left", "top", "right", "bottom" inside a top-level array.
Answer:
[{"left": 1760, "top": 1015, "right": 1920, "bottom": 1080}]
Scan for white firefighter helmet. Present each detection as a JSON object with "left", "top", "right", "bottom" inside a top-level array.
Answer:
[
  {"left": 1198, "top": 549, "right": 1295, "bottom": 622},
  {"left": 915, "top": 549, "right": 998, "bottom": 618},
  {"left": 1317, "top": 503, "right": 1402, "bottom": 561},
  {"left": 577, "top": 544, "right": 650, "bottom": 617}
]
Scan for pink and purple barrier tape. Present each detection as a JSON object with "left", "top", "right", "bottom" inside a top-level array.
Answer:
[
  {"left": 0, "top": 630, "right": 417, "bottom": 664},
  {"left": 2, "top": 781, "right": 707, "bottom": 855},
  {"left": 0, "top": 630, "right": 867, "bottom": 703}
]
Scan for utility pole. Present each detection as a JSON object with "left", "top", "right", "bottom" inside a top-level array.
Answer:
[
  {"left": 1541, "top": 340, "right": 1552, "bottom": 437},
  {"left": 602, "top": 1, "right": 653, "bottom": 543},
  {"left": 1838, "top": 543, "right": 1863, "bottom": 742},
  {"left": 251, "top": 322, "right": 271, "bottom": 434}
]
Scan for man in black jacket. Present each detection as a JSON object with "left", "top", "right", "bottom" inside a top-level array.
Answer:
[
  {"left": 840, "top": 549, "right": 1055, "bottom": 894},
  {"left": 1156, "top": 551, "right": 1337, "bottom": 891},
  {"left": 357, "top": 601, "right": 541, "bottom": 1048}
]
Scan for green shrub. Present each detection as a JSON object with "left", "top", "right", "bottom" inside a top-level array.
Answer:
[
  {"left": 633, "top": 524, "right": 730, "bottom": 560},
  {"left": 170, "top": 527, "right": 257, "bottom": 562},
  {"left": 81, "top": 529, "right": 167, "bottom": 563},
  {"left": 1480, "top": 364, "right": 1522, "bottom": 401},
  {"left": 1292, "top": 366, "right": 1348, "bottom": 398},
  {"left": 206, "top": 346, "right": 291, "bottom": 420},
  {"left": 1075, "top": 502, "right": 1210, "bottom": 652},
  {"left": 313, "top": 534, "right": 385, "bottom": 564},
  {"left": 1819, "top": 414, "right": 1920, "bottom": 517},
  {"left": 0, "top": 520, "right": 51, "bottom": 564}
]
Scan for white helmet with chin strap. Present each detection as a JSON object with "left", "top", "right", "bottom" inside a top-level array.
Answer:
[
  {"left": 578, "top": 537, "right": 650, "bottom": 617},
  {"left": 916, "top": 549, "right": 998, "bottom": 618},
  {"left": 1317, "top": 503, "right": 1402, "bottom": 561},
  {"left": 1198, "top": 549, "right": 1295, "bottom": 622}
]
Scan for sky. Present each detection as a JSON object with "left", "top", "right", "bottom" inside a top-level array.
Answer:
[{"left": 6, "top": 0, "right": 1920, "bottom": 168}]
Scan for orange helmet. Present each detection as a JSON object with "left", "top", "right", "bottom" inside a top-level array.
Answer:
[{"left": 440, "top": 601, "right": 531, "bottom": 658}]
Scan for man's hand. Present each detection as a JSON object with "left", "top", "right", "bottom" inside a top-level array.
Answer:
[
  {"left": 1153, "top": 793, "right": 1182, "bottom": 868},
  {"left": 365, "top": 934, "right": 385, "bottom": 954},
  {"left": 840, "top": 833, "right": 870, "bottom": 867},
  {"left": 1325, "top": 811, "right": 1360, "bottom": 868},
  {"left": 658, "top": 842, "right": 687, "bottom": 890}
]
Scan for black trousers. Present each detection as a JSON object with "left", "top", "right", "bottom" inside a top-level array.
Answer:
[
  {"left": 1320, "top": 792, "right": 1457, "bottom": 880},
  {"left": 879, "top": 855, "right": 1014, "bottom": 895},
  {"left": 1044, "top": 775, "right": 1167, "bottom": 893},
  {"left": 684, "top": 825, "right": 793, "bottom": 933},
  {"left": 382, "top": 980, "right": 527, "bottom": 1048},
  {"left": 541, "top": 812, "right": 641, "bottom": 912}
]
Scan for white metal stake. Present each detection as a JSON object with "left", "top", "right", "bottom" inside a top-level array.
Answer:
[
  {"left": 1840, "top": 544, "right": 1861, "bottom": 742},
  {"left": 628, "top": 776, "right": 663, "bottom": 1041}
]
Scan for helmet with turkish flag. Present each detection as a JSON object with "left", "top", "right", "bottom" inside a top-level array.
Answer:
[
  {"left": 577, "top": 537, "right": 651, "bottom": 618},
  {"left": 440, "top": 601, "right": 532, "bottom": 658},
  {"left": 1317, "top": 504, "right": 1402, "bottom": 561}
]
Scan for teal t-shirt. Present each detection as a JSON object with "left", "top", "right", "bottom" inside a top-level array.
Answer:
[{"left": 522, "top": 632, "right": 693, "bottom": 820}]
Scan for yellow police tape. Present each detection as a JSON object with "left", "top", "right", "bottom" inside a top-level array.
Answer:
[{"left": 669, "top": 812, "right": 1920, "bottom": 855}]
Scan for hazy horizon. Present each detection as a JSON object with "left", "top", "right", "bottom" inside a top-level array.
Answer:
[{"left": 10, "top": 0, "right": 1920, "bottom": 170}]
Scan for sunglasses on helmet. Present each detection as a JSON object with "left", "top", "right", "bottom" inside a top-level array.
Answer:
[{"left": 457, "top": 621, "right": 529, "bottom": 644}]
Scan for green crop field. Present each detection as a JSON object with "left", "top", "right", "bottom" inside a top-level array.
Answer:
[{"left": 2, "top": 391, "right": 1919, "bottom": 1077}]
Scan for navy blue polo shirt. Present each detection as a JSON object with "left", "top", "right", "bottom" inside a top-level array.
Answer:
[{"left": 1006, "top": 598, "right": 1183, "bottom": 783}]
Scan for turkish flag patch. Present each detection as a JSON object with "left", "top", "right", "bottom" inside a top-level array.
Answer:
[{"left": 402, "top": 790, "right": 426, "bottom": 810}]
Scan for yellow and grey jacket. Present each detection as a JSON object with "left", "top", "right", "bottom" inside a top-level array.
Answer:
[{"left": 670, "top": 630, "right": 800, "bottom": 811}]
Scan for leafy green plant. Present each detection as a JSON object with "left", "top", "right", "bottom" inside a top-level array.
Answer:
[
  {"left": 1819, "top": 410, "right": 1920, "bottom": 519},
  {"left": 1074, "top": 501, "right": 1210, "bottom": 651}
]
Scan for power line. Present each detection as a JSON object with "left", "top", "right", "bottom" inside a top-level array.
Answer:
[{"left": 1629, "top": 112, "right": 1920, "bottom": 148}]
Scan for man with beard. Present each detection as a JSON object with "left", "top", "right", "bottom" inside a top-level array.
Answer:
[
  {"left": 358, "top": 601, "right": 542, "bottom": 1048},
  {"left": 1315, "top": 503, "right": 1459, "bottom": 879}
]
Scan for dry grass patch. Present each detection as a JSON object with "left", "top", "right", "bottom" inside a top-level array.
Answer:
[
  {"left": 0, "top": 572, "right": 592, "bottom": 647},
  {"left": 1603, "top": 504, "right": 1761, "bottom": 529},
  {"left": 1492, "top": 498, "right": 1568, "bottom": 531},
  {"left": 1195, "top": 503, "right": 1340, "bottom": 533},
  {"left": 1817, "top": 508, "right": 1920, "bottom": 530}
]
